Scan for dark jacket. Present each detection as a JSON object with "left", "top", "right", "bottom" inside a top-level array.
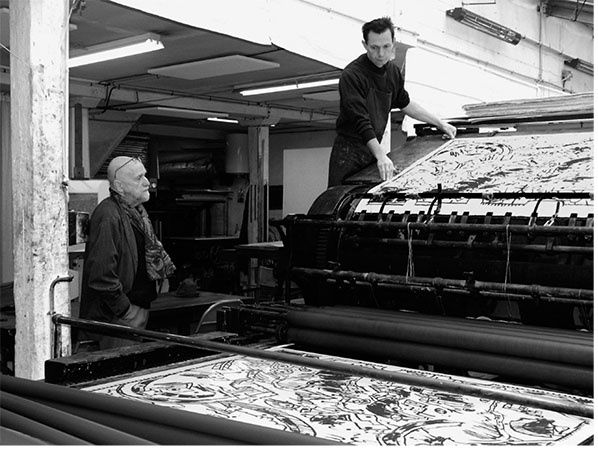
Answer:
[
  {"left": 336, "top": 54, "right": 411, "bottom": 144},
  {"left": 79, "top": 195, "right": 139, "bottom": 322}
]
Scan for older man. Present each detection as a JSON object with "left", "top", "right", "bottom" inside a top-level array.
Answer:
[{"left": 77, "top": 156, "right": 175, "bottom": 350}]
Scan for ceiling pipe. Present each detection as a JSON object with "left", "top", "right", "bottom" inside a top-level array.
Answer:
[{"left": 67, "top": 77, "right": 338, "bottom": 123}]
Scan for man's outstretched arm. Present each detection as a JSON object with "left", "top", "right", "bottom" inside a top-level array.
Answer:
[{"left": 402, "top": 101, "right": 457, "bottom": 138}]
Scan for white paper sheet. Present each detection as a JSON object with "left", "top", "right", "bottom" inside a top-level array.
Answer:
[
  {"left": 356, "top": 132, "right": 593, "bottom": 216},
  {"left": 85, "top": 346, "right": 593, "bottom": 446}
]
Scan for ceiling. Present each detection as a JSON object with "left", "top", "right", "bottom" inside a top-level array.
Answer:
[
  {"left": 544, "top": 0, "right": 594, "bottom": 26},
  {"left": 2, "top": 0, "right": 591, "bottom": 140},
  {"left": 1, "top": 0, "right": 347, "bottom": 137}
]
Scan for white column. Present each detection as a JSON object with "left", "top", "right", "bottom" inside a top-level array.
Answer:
[{"left": 10, "top": 0, "right": 70, "bottom": 379}]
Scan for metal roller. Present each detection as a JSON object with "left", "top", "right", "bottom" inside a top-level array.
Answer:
[
  {"left": 286, "top": 327, "right": 593, "bottom": 391},
  {"left": 311, "top": 306, "right": 593, "bottom": 345},
  {"left": 1, "top": 374, "right": 336, "bottom": 445},
  {"left": 286, "top": 309, "right": 593, "bottom": 366}
]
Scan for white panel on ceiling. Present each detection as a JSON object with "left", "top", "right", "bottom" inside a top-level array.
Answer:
[{"left": 148, "top": 55, "right": 279, "bottom": 80}]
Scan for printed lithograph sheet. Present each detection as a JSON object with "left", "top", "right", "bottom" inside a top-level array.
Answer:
[
  {"left": 356, "top": 132, "right": 593, "bottom": 216},
  {"left": 85, "top": 346, "right": 593, "bottom": 446}
]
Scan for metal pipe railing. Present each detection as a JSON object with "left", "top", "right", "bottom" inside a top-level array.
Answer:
[
  {"left": 277, "top": 217, "right": 594, "bottom": 236},
  {"left": 52, "top": 314, "right": 592, "bottom": 418},
  {"left": 352, "top": 236, "right": 593, "bottom": 255},
  {"left": 320, "top": 279, "right": 593, "bottom": 307},
  {"left": 342, "top": 191, "right": 593, "bottom": 201},
  {"left": 292, "top": 267, "right": 593, "bottom": 302}
]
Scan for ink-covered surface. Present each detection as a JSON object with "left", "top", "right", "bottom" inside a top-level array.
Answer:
[
  {"left": 373, "top": 132, "right": 592, "bottom": 194},
  {"left": 355, "top": 132, "right": 593, "bottom": 216},
  {"left": 84, "top": 346, "right": 593, "bottom": 446}
]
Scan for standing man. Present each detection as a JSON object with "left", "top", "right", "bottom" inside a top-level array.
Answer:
[
  {"left": 328, "top": 16, "right": 457, "bottom": 187},
  {"left": 77, "top": 156, "right": 175, "bottom": 350}
]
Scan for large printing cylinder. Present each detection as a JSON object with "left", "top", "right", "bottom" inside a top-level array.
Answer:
[{"left": 286, "top": 307, "right": 593, "bottom": 391}]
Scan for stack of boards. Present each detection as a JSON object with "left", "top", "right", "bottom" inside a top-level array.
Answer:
[{"left": 461, "top": 92, "right": 593, "bottom": 120}]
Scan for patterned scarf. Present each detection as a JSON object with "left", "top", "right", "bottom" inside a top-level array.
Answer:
[{"left": 113, "top": 192, "right": 176, "bottom": 280}]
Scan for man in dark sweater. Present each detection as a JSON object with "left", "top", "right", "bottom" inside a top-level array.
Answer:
[
  {"left": 328, "top": 16, "right": 456, "bottom": 187},
  {"left": 77, "top": 156, "right": 175, "bottom": 350}
]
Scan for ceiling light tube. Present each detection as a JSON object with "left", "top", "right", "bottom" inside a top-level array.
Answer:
[
  {"left": 207, "top": 117, "right": 239, "bottom": 124},
  {"left": 69, "top": 33, "right": 164, "bottom": 68},
  {"left": 446, "top": 8, "right": 521, "bottom": 45},
  {"left": 239, "top": 78, "right": 339, "bottom": 96},
  {"left": 564, "top": 58, "right": 593, "bottom": 76}
]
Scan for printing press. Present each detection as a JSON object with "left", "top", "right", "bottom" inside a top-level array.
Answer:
[
  {"left": 6, "top": 98, "right": 592, "bottom": 445},
  {"left": 223, "top": 105, "right": 594, "bottom": 393}
]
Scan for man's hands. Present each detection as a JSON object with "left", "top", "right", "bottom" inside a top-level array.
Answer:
[
  {"left": 438, "top": 120, "right": 457, "bottom": 139},
  {"left": 120, "top": 303, "right": 149, "bottom": 328},
  {"left": 366, "top": 113, "right": 458, "bottom": 183},
  {"left": 376, "top": 153, "right": 395, "bottom": 181},
  {"left": 402, "top": 102, "right": 458, "bottom": 139},
  {"left": 367, "top": 138, "right": 396, "bottom": 182}
]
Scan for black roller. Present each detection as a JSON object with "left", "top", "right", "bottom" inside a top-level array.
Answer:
[
  {"left": 28, "top": 399, "right": 241, "bottom": 445},
  {"left": 0, "top": 375, "right": 335, "bottom": 445},
  {"left": 300, "top": 306, "right": 593, "bottom": 350},
  {"left": 0, "top": 426, "right": 48, "bottom": 445},
  {"left": 286, "top": 309, "right": 593, "bottom": 366},
  {"left": 0, "top": 391, "right": 151, "bottom": 445},
  {"left": 312, "top": 306, "right": 593, "bottom": 345},
  {"left": 0, "top": 408, "right": 92, "bottom": 445},
  {"left": 287, "top": 327, "right": 593, "bottom": 390}
]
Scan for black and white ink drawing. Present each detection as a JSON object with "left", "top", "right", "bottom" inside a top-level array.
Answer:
[
  {"left": 358, "top": 132, "right": 593, "bottom": 217},
  {"left": 85, "top": 346, "right": 593, "bottom": 445},
  {"left": 373, "top": 133, "right": 592, "bottom": 194}
]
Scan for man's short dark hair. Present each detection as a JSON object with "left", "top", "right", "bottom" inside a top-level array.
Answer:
[{"left": 362, "top": 17, "right": 395, "bottom": 42}]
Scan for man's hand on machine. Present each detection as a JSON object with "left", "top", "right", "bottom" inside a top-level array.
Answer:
[
  {"left": 438, "top": 121, "right": 457, "bottom": 139},
  {"left": 376, "top": 153, "right": 395, "bottom": 181}
]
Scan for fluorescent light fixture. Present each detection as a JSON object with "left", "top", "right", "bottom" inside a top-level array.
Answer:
[
  {"left": 124, "top": 106, "right": 228, "bottom": 119},
  {"left": 446, "top": 7, "right": 521, "bottom": 45},
  {"left": 207, "top": 117, "right": 239, "bottom": 124},
  {"left": 239, "top": 78, "right": 339, "bottom": 96},
  {"left": 564, "top": 58, "right": 593, "bottom": 76},
  {"left": 69, "top": 33, "right": 164, "bottom": 68}
]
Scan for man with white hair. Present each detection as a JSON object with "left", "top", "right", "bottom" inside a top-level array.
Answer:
[{"left": 77, "top": 156, "right": 175, "bottom": 350}]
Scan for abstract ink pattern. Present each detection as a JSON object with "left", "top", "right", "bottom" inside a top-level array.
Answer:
[
  {"left": 373, "top": 133, "right": 593, "bottom": 194},
  {"left": 85, "top": 347, "right": 593, "bottom": 446},
  {"left": 357, "top": 132, "right": 593, "bottom": 217}
]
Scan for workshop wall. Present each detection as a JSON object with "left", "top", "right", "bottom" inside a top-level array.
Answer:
[{"left": 397, "top": 0, "right": 592, "bottom": 94}]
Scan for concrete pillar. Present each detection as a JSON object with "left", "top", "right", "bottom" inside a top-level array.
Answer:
[
  {"left": 10, "top": 0, "right": 70, "bottom": 379},
  {"left": 247, "top": 126, "right": 269, "bottom": 243}
]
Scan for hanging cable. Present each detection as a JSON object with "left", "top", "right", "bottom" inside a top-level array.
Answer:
[
  {"left": 405, "top": 222, "right": 415, "bottom": 279},
  {"left": 503, "top": 224, "right": 515, "bottom": 319}
]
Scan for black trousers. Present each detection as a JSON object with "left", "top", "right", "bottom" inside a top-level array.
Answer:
[{"left": 327, "top": 134, "right": 375, "bottom": 187}]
